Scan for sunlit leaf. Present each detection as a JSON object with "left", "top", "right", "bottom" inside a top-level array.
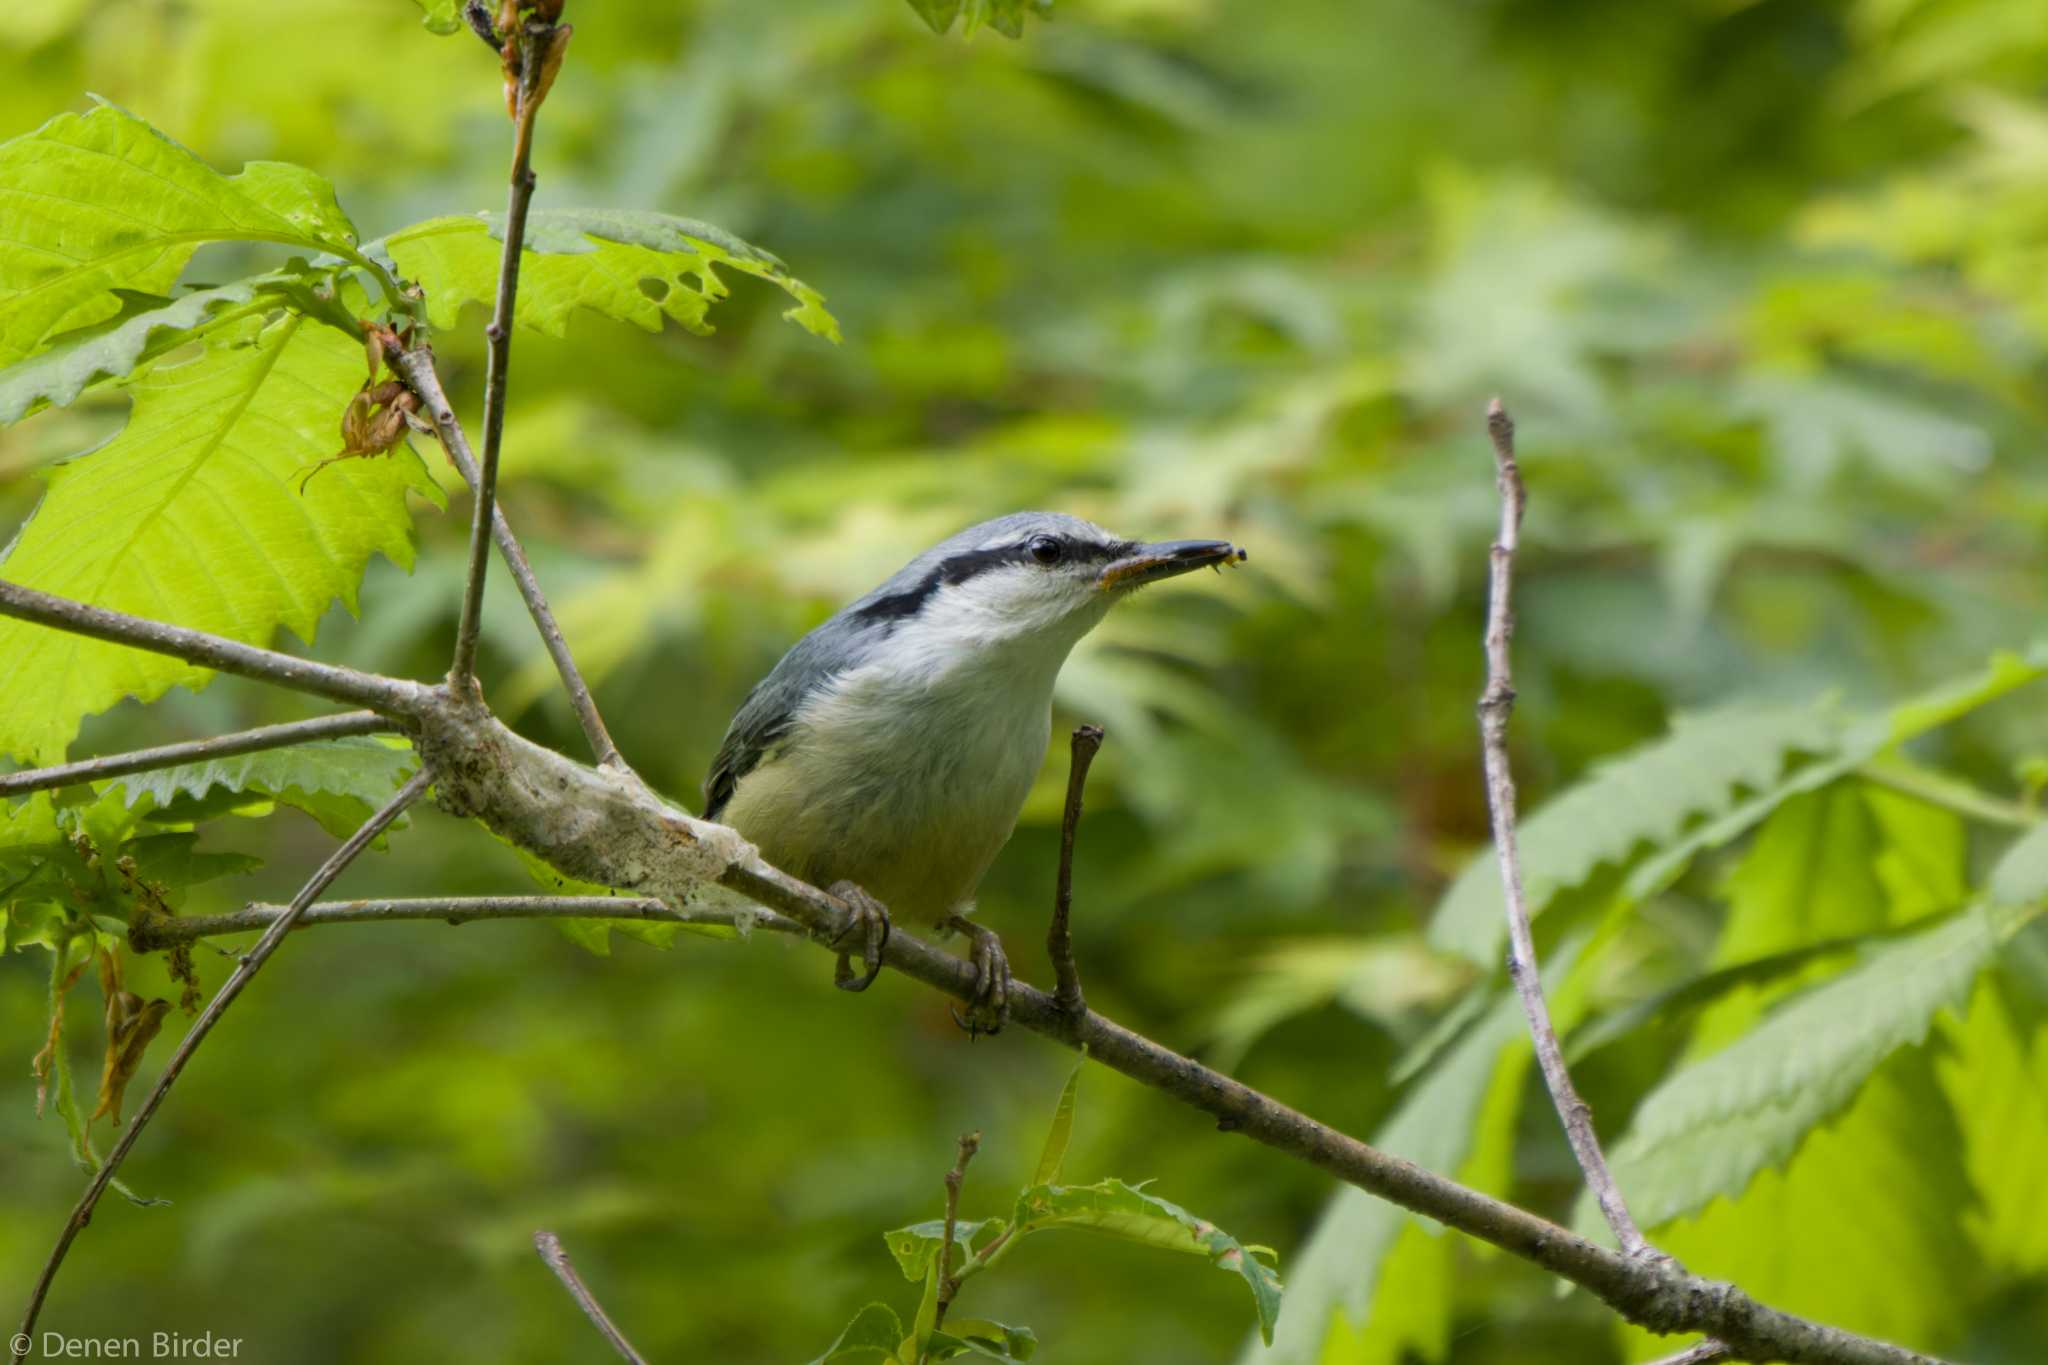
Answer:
[
  {"left": 382, "top": 208, "right": 839, "bottom": 343},
  {"left": 0, "top": 101, "right": 368, "bottom": 367},
  {"left": 0, "top": 311, "right": 439, "bottom": 764},
  {"left": 808, "top": 1301, "right": 905, "bottom": 1364}
]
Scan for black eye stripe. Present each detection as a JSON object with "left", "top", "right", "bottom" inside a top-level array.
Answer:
[{"left": 850, "top": 535, "right": 1134, "bottom": 624}]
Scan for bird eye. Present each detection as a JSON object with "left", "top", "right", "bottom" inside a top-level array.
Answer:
[{"left": 1027, "top": 535, "right": 1064, "bottom": 566}]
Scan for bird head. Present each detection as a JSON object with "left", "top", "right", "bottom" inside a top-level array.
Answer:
[{"left": 847, "top": 511, "right": 1247, "bottom": 656}]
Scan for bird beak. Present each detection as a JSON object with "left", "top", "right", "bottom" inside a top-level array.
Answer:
[{"left": 1097, "top": 539, "right": 1248, "bottom": 591}]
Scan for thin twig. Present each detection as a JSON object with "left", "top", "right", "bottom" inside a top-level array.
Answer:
[
  {"left": 1476, "top": 400, "right": 1668, "bottom": 1256},
  {"left": 130, "top": 894, "right": 799, "bottom": 947},
  {"left": 449, "top": 22, "right": 552, "bottom": 688},
  {"left": 12, "top": 769, "right": 431, "bottom": 1362},
  {"left": 391, "top": 347, "right": 623, "bottom": 769},
  {"left": 0, "top": 712, "right": 395, "bottom": 798},
  {"left": 0, "top": 579, "right": 427, "bottom": 719},
  {"left": 933, "top": 1130, "right": 982, "bottom": 1332},
  {"left": 1048, "top": 724, "right": 1103, "bottom": 1017},
  {"left": 1647, "top": 1344, "right": 1736, "bottom": 1365},
  {"left": 533, "top": 1231, "right": 649, "bottom": 1365}
]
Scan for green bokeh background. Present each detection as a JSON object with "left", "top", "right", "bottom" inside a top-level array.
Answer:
[{"left": 3, "top": 1, "right": 2047, "bottom": 1361}]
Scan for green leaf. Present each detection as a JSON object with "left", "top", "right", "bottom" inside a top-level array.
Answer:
[
  {"left": 0, "top": 281, "right": 265, "bottom": 425},
  {"left": 1429, "top": 702, "right": 1841, "bottom": 962},
  {"left": 411, "top": 0, "right": 463, "bottom": 35},
  {"left": 1590, "top": 905, "right": 2005, "bottom": 1231},
  {"left": 102, "top": 736, "right": 418, "bottom": 838},
  {"left": 1616, "top": 1055, "right": 1975, "bottom": 1361},
  {"left": 1009, "top": 1179, "right": 1281, "bottom": 1344},
  {"left": 1938, "top": 974, "right": 2048, "bottom": 1274},
  {"left": 0, "top": 102, "right": 368, "bottom": 367},
  {"left": 1989, "top": 822, "right": 2048, "bottom": 907},
  {"left": 925, "top": 1320, "right": 1037, "bottom": 1360},
  {"left": 381, "top": 208, "right": 839, "bottom": 343},
  {"left": 1712, "top": 784, "right": 1890, "bottom": 966},
  {"left": 0, "top": 311, "right": 438, "bottom": 764},
  {"left": 1032, "top": 1057, "right": 1083, "bottom": 1186},
  {"left": 904, "top": 0, "right": 1048, "bottom": 37},
  {"left": 883, "top": 1218, "right": 1000, "bottom": 1284},
  {"left": 808, "top": 1302, "right": 905, "bottom": 1364}
]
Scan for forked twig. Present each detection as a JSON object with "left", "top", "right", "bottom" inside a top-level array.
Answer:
[
  {"left": 130, "top": 894, "right": 799, "bottom": 947},
  {"left": 12, "top": 769, "right": 432, "bottom": 1363},
  {"left": 933, "top": 1130, "right": 982, "bottom": 1332},
  {"left": 534, "top": 1230, "right": 649, "bottom": 1365}
]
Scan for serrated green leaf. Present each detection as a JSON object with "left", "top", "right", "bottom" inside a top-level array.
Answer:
[
  {"left": 1938, "top": 974, "right": 2048, "bottom": 1274},
  {"left": 884, "top": 1218, "right": 1000, "bottom": 1284},
  {"left": 0, "top": 311, "right": 438, "bottom": 764},
  {"left": 905, "top": 0, "right": 1048, "bottom": 37},
  {"left": 1430, "top": 702, "right": 1841, "bottom": 963},
  {"left": 382, "top": 208, "right": 839, "bottom": 343},
  {"left": 1989, "top": 822, "right": 2048, "bottom": 907},
  {"left": 1589, "top": 905, "right": 2003, "bottom": 1231},
  {"left": 1032, "top": 1058, "right": 1082, "bottom": 1186},
  {"left": 102, "top": 736, "right": 418, "bottom": 838},
  {"left": 808, "top": 1301, "right": 905, "bottom": 1364},
  {"left": 0, "top": 282, "right": 265, "bottom": 425},
  {"left": 1616, "top": 1056, "right": 1974, "bottom": 1361},
  {"left": 411, "top": 0, "right": 464, "bottom": 36},
  {"left": 1010, "top": 1178, "right": 1281, "bottom": 1344},
  {"left": 905, "top": 0, "right": 964, "bottom": 33},
  {"left": 1712, "top": 784, "right": 1888, "bottom": 966},
  {"left": 0, "top": 102, "right": 367, "bottom": 367}
]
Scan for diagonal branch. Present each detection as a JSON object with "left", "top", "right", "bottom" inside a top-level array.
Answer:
[
  {"left": 130, "top": 894, "right": 799, "bottom": 947},
  {"left": 11, "top": 768, "right": 432, "bottom": 1363},
  {"left": 0, "top": 579, "right": 429, "bottom": 720},
  {"left": 449, "top": 17, "right": 559, "bottom": 689},
  {"left": 1475, "top": 398, "right": 1656, "bottom": 1256},
  {"left": 406, "top": 697, "right": 1944, "bottom": 1365},
  {"left": 390, "top": 345, "right": 622, "bottom": 770},
  {"left": 534, "top": 1230, "right": 648, "bottom": 1365},
  {"left": 0, "top": 711, "right": 395, "bottom": 799}
]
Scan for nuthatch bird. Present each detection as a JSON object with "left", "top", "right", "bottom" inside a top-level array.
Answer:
[{"left": 704, "top": 511, "right": 1247, "bottom": 1028}]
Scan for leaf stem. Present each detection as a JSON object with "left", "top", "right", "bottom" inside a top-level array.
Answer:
[
  {"left": 11, "top": 769, "right": 431, "bottom": 1363},
  {"left": 934, "top": 1131, "right": 982, "bottom": 1333}
]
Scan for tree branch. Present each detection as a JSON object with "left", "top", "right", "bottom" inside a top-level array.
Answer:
[
  {"left": 389, "top": 344, "right": 623, "bottom": 770},
  {"left": 1048, "top": 723, "right": 1103, "bottom": 1018},
  {"left": 130, "top": 894, "right": 798, "bottom": 948},
  {"left": 12, "top": 769, "right": 432, "bottom": 1363},
  {"left": 1476, "top": 400, "right": 1657, "bottom": 1255},
  {"left": 533, "top": 1230, "right": 648, "bottom": 1365},
  {"left": 449, "top": 16, "right": 557, "bottom": 688},
  {"left": 1650, "top": 1344, "right": 1736, "bottom": 1365},
  {"left": 0, "top": 579, "right": 430, "bottom": 720},
  {"left": 404, "top": 695, "right": 1944, "bottom": 1365},
  {"left": 0, "top": 712, "right": 395, "bottom": 799}
]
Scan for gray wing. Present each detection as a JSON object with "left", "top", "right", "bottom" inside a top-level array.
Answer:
[{"left": 702, "top": 614, "right": 871, "bottom": 820}]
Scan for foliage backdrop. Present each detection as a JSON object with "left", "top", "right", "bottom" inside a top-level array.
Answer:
[{"left": 2, "top": 1, "right": 2047, "bottom": 1361}]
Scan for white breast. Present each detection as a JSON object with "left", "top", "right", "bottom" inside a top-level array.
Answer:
[{"left": 720, "top": 576, "right": 1108, "bottom": 923}]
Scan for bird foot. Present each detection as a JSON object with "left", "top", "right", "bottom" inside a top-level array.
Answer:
[
  {"left": 827, "top": 881, "right": 891, "bottom": 992},
  {"left": 943, "top": 915, "right": 1010, "bottom": 1037}
]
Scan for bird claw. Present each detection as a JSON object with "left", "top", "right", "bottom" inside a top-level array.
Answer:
[
  {"left": 827, "top": 881, "right": 891, "bottom": 993},
  {"left": 944, "top": 916, "right": 1009, "bottom": 1037}
]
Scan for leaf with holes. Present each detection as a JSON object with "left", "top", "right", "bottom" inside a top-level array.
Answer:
[
  {"left": 0, "top": 310, "right": 439, "bottom": 764},
  {"left": 380, "top": 208, "right": 838, "bottom": 342},
  {"left": 0, "top": 101, "right": 375, "bottom": 368}
]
